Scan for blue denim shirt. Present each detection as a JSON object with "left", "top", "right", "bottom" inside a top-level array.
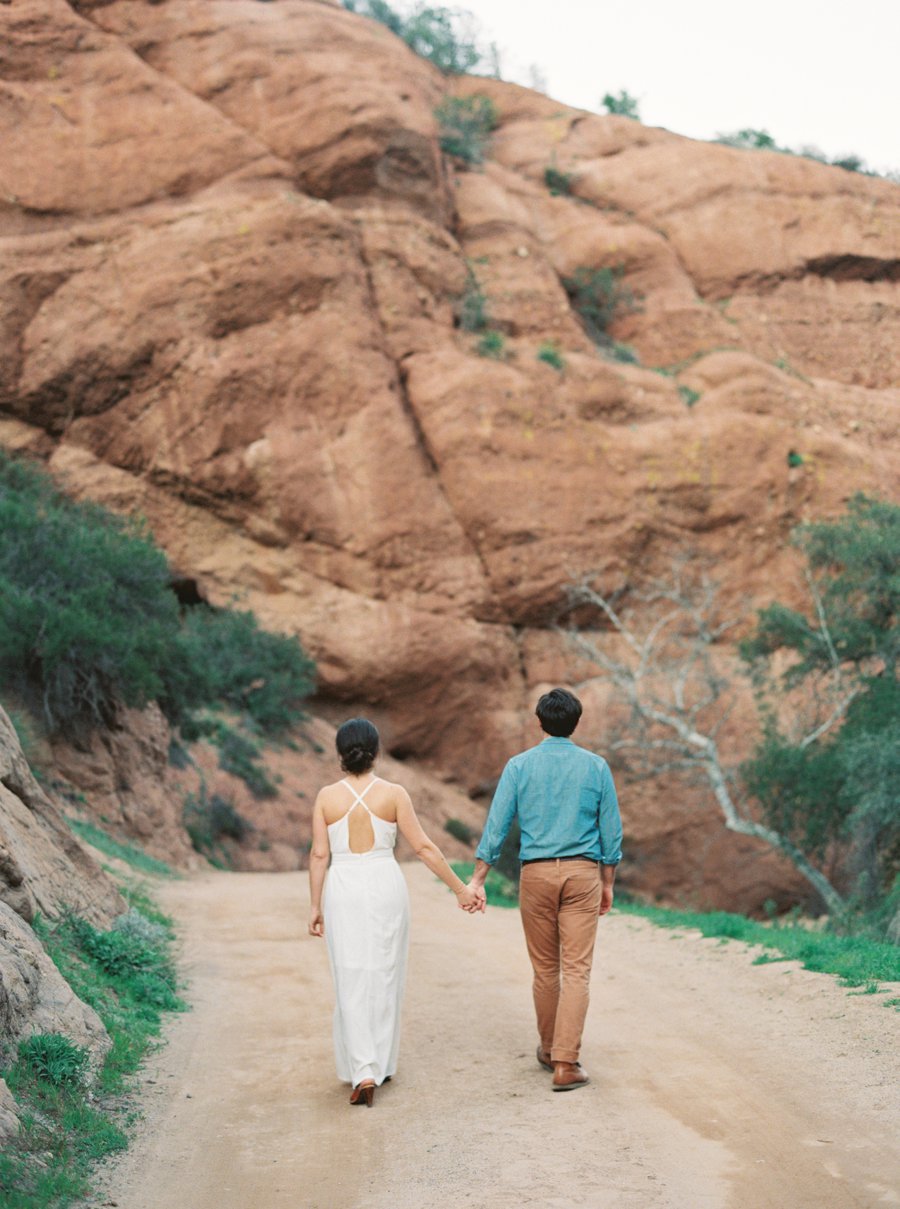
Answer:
[{"left": 475, "top": 736, "right": 623, "bottom": 866}]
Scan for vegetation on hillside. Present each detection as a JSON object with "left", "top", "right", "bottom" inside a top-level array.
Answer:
[
  {"left": 0, "top": 451, "right": 315, "bottom": 796},
  {"left": 567, "top": 497, "right": 898, "bottom": 931},
  {"left": 342, "top": 1, "right": 497, "bottom": 75},
  {"left": 435, "top": 93, "right": 497, "bottom": 166},
  {"left": 0, "top": 868, "right": 184, "bottom": 1209},
  {"left": 716, "top": 127, "right": 896, "bottom": 179},
  {"left": 741, "top": 495, "right": 899, "bottom": 916}
]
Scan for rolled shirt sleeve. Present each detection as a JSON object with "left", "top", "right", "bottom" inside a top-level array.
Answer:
[
  {"left": 598, "top": 760, "right": 623, "bottom": 865},
  {"left": 475, "top": 760, "right": 519, "bottom": 866}
]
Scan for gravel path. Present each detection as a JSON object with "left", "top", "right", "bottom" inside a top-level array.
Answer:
[{"left": 95, "top": 865, "right": 900, "bottom": 1208}]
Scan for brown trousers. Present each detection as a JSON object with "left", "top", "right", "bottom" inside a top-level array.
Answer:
[{"left": 519, "top": 859, "right": 601, "bottom": 1064}]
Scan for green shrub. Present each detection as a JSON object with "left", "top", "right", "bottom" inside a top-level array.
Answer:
[
  {"left": 0, "top": 452, "right": 314, "bottom": 793},
  {"left": 444, "top": 817, "right": 475, "bottom": 844},
  {"left": 344, "top": 1, "right": 488, "bottom": 75},
  {"left": 537, "top": 341, "right": 565, "bottom": 370},
  {"left": 0, "top": 452, "right": 180, "bottom": 737},
  {"left": 678, "top": 385, "right": 700, "bottom": 407},
  {"left": 183, "top": 788, "right": 253, "bottom": 865},
  {"left": 435, "top": 94, "right": 497, "bottom": 166},
  {"left": 17, "top": 1035, "right": 90, "bottom": 1088},
  {"left": 717, "top": 128, "right": 884, "bottom": 176},
  {"left": 544, "top": 165, "right": 573, "bottom": 196},
  {"left": 602, "top": 90, "right": 640, "bottom": 119},
  {"left": 3, "top": 893, "right": 182, "bottom": 1206},
  {"left": 562, "top": 265, "right": 639, "bottom": 347},
  {"left": 476, "top": 329, "right": 506, "bottom": 359},
  {"left": 607, "top": 341, "right": 640, "bottom": 365},
  {"left": 457, "top": 265, "right": 489, "bottom": 331}
]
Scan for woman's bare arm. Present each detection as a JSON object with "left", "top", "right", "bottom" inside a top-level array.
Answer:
[
  {"left": 308, "top": 793, "right": 330, "bottom": 936},
  {"left": 395, "top": 786, "right": 483, "bottom": 912}
]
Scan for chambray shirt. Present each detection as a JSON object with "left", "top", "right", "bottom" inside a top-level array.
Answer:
[{"left": 476, "top": 736, "right": 623, "bottom": 866}]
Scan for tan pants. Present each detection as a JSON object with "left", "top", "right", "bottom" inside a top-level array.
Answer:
[{"left": 519, "top": 859, "right": 601, "bottom": 1064}]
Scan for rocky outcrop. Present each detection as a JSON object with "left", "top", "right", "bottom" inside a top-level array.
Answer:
[
  {"left": 1, "top": 0, "right": 897, "bottom": 908},
  {"left": 0, "top": 707, "right": 122, "bottom": 925},
  {"left": 0, "top": 901, "right": 110, "bottom": 1067}
]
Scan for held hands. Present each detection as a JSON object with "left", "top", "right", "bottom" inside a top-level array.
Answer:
[
  {"left": 455, "top": 881, "right": 487, "bottom": 913},
  {"left": 308, "top": 907, "right": 324, "bottom": 937}
]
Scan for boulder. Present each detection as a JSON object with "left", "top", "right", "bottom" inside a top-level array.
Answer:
[{"left": 0, "top": 900, "right": 110, "bottom": 1067}]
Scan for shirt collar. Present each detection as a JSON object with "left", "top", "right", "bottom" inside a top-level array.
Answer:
[{"left": 541, "top": 735, "right": 574, "bottom": 744}]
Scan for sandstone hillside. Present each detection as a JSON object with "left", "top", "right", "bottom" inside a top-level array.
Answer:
[{"left": 1, "top": 0, "right": 897, "bottom": 907}]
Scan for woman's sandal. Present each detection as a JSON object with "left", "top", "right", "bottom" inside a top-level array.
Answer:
[{"left": 349, "top": 1080, "right": 376, "bottom": 1107}]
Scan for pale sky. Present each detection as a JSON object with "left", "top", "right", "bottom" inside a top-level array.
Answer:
[{"left": 463, "top": 0, "right": 899, "bottom": 175}]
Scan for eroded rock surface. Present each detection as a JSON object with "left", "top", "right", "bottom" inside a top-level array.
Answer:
[{"left": 2, "top": 0, "right": 897, "bottom": 908}]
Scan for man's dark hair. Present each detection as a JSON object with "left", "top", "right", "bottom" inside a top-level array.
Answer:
[
  {"left": 535, "top": 688, "right": 583, "bottom": 737},
  {"left": 336, "top": 717, "right": 380, "bottom": 774}
]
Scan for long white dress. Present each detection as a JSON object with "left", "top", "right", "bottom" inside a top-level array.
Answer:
[{"left": 323, "top": 777, "right": 410, "bottom": 1088}]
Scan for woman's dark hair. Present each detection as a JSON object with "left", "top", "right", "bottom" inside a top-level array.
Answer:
[
  {"left": 335, "top": 717, "right": 380, "bottom": 775},
  {"left": 535, "top": 688, "right": 582, "bottom": 737}
]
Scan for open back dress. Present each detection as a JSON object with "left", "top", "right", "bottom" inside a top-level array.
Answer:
[{"left": 323, "top": 777, "right": 410, "bottom": 1088}]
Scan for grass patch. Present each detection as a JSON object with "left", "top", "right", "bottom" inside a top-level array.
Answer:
[
  {"left": 475, "top": 329, "right": 506, "bottom": 359},
  {"left": 435, "top": 94, "right": 496, "bottom": 166},
  {"left": 536, "top": 341, "right": 565, "bottom": 371},
  {"left": 618, "top": 900, "right": 900, "bottom": 991},
  {"left": 1, "top": 886, "right": 184, "bottom": 1206},
  {"left": 66, "top": 818, "right": 174, "bottom": 878},
  {"left": 451, "top": 861, "right": 519, "bottom": 908}
]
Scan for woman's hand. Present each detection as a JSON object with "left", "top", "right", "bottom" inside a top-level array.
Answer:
[
  {"left": 308, "top": 907, "right": 324, "bottom": 937},
  {"left": 455, "top": 883, "right": 484, "bottom": 913}
]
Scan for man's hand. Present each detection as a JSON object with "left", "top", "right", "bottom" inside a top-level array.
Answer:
[
  {"left": 598, "top": 885, "right": 614, "bottom": 916},
  {"left": 469, "top": 881, "right": 487, "bottom": 913},
  {"left": 455, "top": 883, "right": 482, "bottom": 912}
]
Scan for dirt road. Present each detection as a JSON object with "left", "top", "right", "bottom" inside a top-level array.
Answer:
[{"left": 96, "top": 866, "right": 899, "bottom": 1209}]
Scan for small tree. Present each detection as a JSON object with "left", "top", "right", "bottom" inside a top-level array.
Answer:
[
  {"left": 741, "top": 495, "right": 899, "bottom": 910},
  {"left": 435, "top": 94, "right": 497, "bottom": 165},
  {"left": 602, "top": 90, "right": 640, "bottom": 120},
  {"left": 566, "top": 561, "right": 847, "bottom": 913}
]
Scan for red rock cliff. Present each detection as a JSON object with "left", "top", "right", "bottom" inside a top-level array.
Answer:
[{"left": 1, "top": 0, "right": 897, "bottom": 907}]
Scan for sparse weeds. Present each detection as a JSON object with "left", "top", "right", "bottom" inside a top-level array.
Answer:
[
  {"left": 563, "top": 265, "right": 640, "bottom": 347},
  {"left": 476, "top": 329, "right": 506, "bottom": 359},
  {"left": 435, "top": 94, "right": 497, "bottom": 166},
  {"left": 537, "top": 341, "right": 565, "bottom": 371},
  {"left": 544, "top": 165, "right": 573, "bottom": 196},
  {"left": 2, "top": 896, "right": 183, "bottom": 1207}
]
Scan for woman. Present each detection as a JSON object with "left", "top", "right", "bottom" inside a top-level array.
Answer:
[{"left": 308, "top": 718, "right": 480, "bottom": 1106}]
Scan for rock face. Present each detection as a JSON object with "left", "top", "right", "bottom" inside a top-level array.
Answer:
[
  {"left": 0, "top": 707, "right": 122, "bottom": 925},
  {"left": 1, "top": 0, "right": 897, "bottom": 908},
  {"left": 0, "top": 900, "right": 110, "bottom": 1067}
]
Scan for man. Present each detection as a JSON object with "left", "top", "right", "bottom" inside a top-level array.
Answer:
[{"left": 469, "top": 688, "right": 622, "bottom": 1091}]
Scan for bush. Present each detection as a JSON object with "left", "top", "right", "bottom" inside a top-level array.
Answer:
[
  {"left": 537, "top": 341, "right": 565, "bottom": 370},
  {"left": 717, "top": 128, "right": 885, "bottom": 176},
  {"left": 562, "top": 266, "right": 639, "bottom": 346},
  {"left": 0, "top": 453, "right": 314, "bottom": 786},
  {"left": 0, "top": 452, "right": 180, "bottom": 737},
  {"left": 435, "top": 94, "right": 497, "bottom": 166},
  {"left": 344, "top": 1, "right": 489, "bottom": 75},
  {"left": 17, "top": 1034, "right": 90, "bottom": 1088},
  {"left": 444, "top": 817, "right": 475, "bottom": 844},
  {"left": 456, "top": 265, "right": 489, "bottom": 331},
  {"left": 184, "top": 788, "right": 253, "bottom": 865},
  {"left": 678, "top": 385, "right": 700, "bottom": 407},
  {"left": 602, "top": 90, "right": 640, "bottom": 119},
  {"left": 607, "top": 341, "right": 640, "bottom": 365},
  {"left": 476, "top": 329, "right": 506, "bottom": 359},
  {"left": 544, "top": 165, "right": 573, "bottom": 196}
]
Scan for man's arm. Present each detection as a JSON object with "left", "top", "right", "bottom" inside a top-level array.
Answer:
[
  {"left": 598, "top": 762, "right": 622, "bottom": 916},
  {"left": 470, "top": 761, "right": 519, "bottom": 905}
]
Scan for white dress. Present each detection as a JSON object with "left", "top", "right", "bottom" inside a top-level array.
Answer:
[{"left": 323, "top": 777, "right": 410, "bottom": 1088}]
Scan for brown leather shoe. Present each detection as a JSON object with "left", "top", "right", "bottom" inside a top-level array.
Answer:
[
  {"left": 536, "top": 1045, "right": 553, "bottom": 1072},
  {"left": 552, "top": 1062, "right": 589, "bottom": 1091}
]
